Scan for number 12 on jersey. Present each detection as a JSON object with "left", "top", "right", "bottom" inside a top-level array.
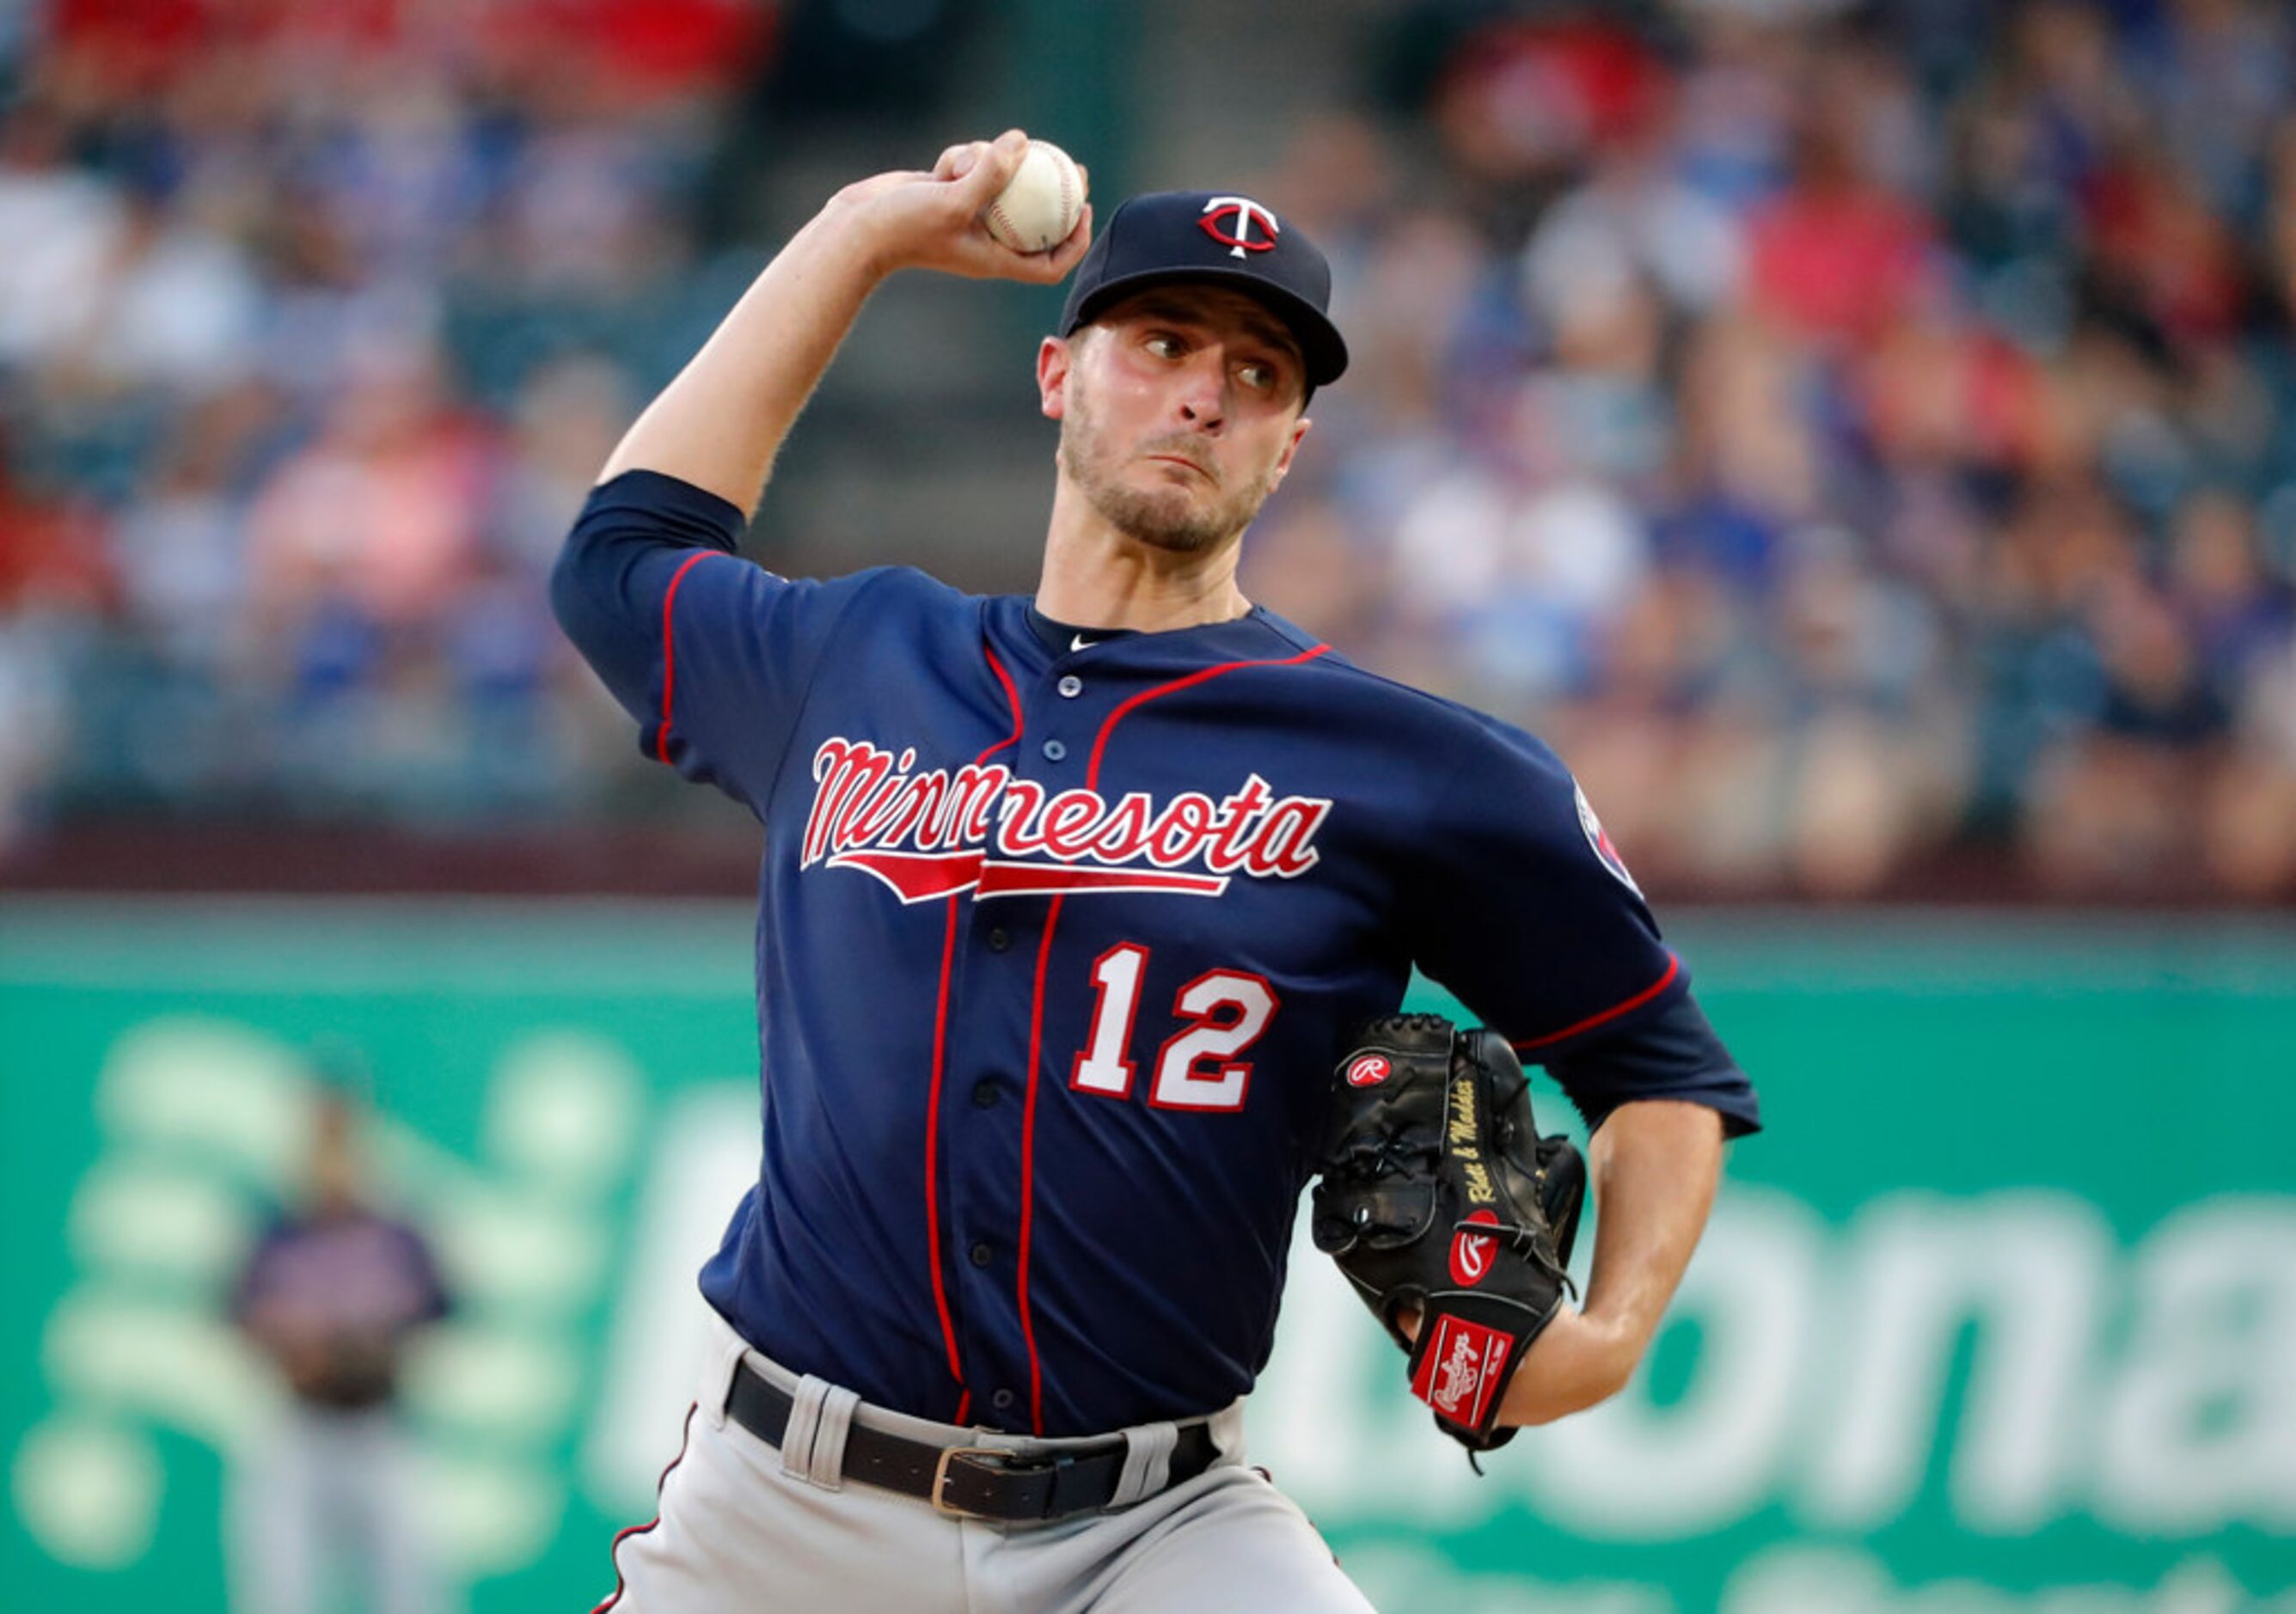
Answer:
[{"left": 1069, "top": 943, "right": 1279, "bottom": 1113}]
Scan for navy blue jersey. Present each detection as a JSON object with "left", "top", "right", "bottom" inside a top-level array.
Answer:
[
  {"left": 231, "top": 1207, "right": 451, "bottom": 1409},
  {"left": 553, "top": 470, "right": 1759, "bottom": 1438}
]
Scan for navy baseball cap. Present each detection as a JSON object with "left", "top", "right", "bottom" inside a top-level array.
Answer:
[{"left": 1060, "top": 191, "right": 1349, "bottom": 390}]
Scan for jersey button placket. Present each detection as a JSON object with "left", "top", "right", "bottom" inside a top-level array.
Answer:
[
  {"left": 947, "top": 892, "right": 1032, "bottom": 1428},
  {"left": 947, "top": 663, "right": 1094, "bottom": 1425}
]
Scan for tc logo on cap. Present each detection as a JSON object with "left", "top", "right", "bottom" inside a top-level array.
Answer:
[{"left": 1199, "top": 196, "right": 1280, "bottom": 259}]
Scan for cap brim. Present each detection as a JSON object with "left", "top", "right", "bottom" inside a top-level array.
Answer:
[{"left": 1067, "top": 266, "right": 1350, "bottom": 390}]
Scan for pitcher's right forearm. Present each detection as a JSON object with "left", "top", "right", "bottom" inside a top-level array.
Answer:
[
  {"left": 595, "top": 131, "right": 1079, "bottom": 513},
  {"left": 600, "top": 199, "right": 892, "bottom": 513}
]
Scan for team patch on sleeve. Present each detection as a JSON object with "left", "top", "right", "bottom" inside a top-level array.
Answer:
[{"left": 1574, "top": 780, "right": 1642, "bottom": 897}]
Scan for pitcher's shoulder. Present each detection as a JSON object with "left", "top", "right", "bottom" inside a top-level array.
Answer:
[{"left": 1273, "top": 632, "right": 1567, "bottom": 768}]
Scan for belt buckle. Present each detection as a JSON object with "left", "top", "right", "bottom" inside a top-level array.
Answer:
[{"left": 932, "top": 1445, "right": 1032, "bottom": 1519}]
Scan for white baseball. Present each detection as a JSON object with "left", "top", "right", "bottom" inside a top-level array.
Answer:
[{"left": 982, "top": 139, "right": 1086, "bottom": 254}]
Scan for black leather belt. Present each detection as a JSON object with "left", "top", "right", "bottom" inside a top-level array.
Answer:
[{"left": 725, "top": 1362, "right": 1219, "bottom": 1521}]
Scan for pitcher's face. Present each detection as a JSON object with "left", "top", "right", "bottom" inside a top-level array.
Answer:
[{"left": 1042, "top": 284, "right": 1312, "bottom": 554}]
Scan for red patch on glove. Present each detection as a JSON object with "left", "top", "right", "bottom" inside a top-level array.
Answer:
[{"left": 1411, "top": 1313, "right": 1514, "bottom": 1430}]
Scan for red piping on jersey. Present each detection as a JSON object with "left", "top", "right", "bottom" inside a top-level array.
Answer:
[
  {"left": 924, "top": 645, "right": 1027, "bottom": 1421},
  {"left": 591, "top": 1399, "right": 697, "bottom": 1612},
  {"left": 1084, "top": 643, "right": 1331, "bottom": 789},
  {"left": 984, "top": 645, "right": 1022, "bottom": 738},
  {"left": 1016, "top": 889, "right": 1064, "bottom": 1433},
  {"left": 921, "top": 896, "right": 968, "bottom": 1403},
  {"left": 1015, "top": 639, "right": 1332, "bottom": 1434},
  {"left": 1512, "top": 952, "right": 1681, "bottom": 1051},
  {"left": 653, "top": 552, "right": 713, "bottom": 765}
]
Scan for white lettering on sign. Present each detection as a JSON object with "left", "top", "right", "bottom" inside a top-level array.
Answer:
[
  {"left": 1255, "top": 1188, "right": 2296, "bottom": 1541},
  {"left": 1802, "top": 1191, "right": 2113, "bottom": 1534},
  {"left": 1534, "top": 1189, "right": 1826, "bottom": 1538},
  {"left": 1722, "top": 1544, "right": 2273, "bottom": 1612},
  {"left": 2095, "top": 1198, "right": 2296, "bottom": 1535}
]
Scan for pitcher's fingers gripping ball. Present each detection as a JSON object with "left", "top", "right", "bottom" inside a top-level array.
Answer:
[
  {"left": 980, "top": 138, "right": 1086, "bottom": 252},
  {"left": 1313, "top": 1014, "right": 1587, "bottom": 1452}
]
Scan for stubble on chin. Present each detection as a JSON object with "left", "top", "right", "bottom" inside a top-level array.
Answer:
[
  {"left": 1058, "top": 391, "right": 1276, "bottom": 556},
  {"left": 1078, "top": 477, "right": 1233, "bottom": 555}
]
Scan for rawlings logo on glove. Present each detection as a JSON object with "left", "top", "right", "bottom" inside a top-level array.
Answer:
[
  {"left": 1310, "top": 1013, "right": 1585, "bottom": 1453},
  {"left": 1417, "top": 1314, "right": 1513, "bottom": 1428}
]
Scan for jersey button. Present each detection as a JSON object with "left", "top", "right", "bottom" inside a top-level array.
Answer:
[
  {"left": 1057, "top": 675, "right": 1082, "bottom": 699},
  {"left": 1042, "top": 739, "right": 1067, "bottom": 761},
  {"left": 987, "top": 927, "right": 1012, "bottom": 952},
  {"left": 969, "top": 1241, "right": 994, "bottom": 1268},
  {"left": 991, "top": 1389, "right": 1015, "bottom": 1411},
  {"left": 971, "top": 1079, "right": 1001, "bottom": 1109}
]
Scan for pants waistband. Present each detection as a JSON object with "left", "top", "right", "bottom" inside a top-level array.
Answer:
[{"left": 698, "top": 1308, "right": 1241, "bottom": 1514}]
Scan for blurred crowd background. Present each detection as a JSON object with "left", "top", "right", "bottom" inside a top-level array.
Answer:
[{"left": 4, "top": 0, "right": 2294, "bottom": 902}]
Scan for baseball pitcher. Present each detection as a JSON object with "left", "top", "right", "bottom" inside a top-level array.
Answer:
[{"left": 552, "top": 130, "right": 1761, "bottom": 1612}]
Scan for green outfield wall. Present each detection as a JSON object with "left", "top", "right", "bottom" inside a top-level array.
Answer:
[{"left": 3, "top": 901, "right": 2292, "bottom": 1612}]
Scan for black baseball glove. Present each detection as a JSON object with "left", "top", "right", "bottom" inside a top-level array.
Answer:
[{"left": 1310, "top": 1012, "right": 1586, "bottom": 1452}]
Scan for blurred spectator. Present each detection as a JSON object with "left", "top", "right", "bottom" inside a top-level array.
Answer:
[
  {"left": 1245, "top": 0, "right": 2296, "bottom": 900},
  {"left": 6, "top": 0, "right": 2296, "bottom": 901},
  {"left": 0, "top": 0, "right": 784, "bottom": 835},
  {"left": 227, "top": 1055, "right": 453, "bottom": 1614},
  {"left": 1743, "top": 46, "right": 1939, "bottom": 350}
]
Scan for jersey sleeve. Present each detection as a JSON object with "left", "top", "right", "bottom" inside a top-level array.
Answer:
[
  {"left": 1543, "top": 987, "right": 1761, "bottom": 1137},
  {"left": 1401, "top": 709, "right": 1759, "bottom": 1133},
  {"left": 549, "top": 469, "right": 867, "bottom": 812}
]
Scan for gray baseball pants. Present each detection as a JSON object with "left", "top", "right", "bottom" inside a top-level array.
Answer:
[
  {"left": 228, "top": 1403, "right": 450, "bottom": 1614},
  {"left": 595, "top": 1308, "right": 1375, "bottom": 1613}
]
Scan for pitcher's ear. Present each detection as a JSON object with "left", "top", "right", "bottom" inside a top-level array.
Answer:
[{"left": 1038, "top": 333, "right": 1073, "bottom": 419}]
